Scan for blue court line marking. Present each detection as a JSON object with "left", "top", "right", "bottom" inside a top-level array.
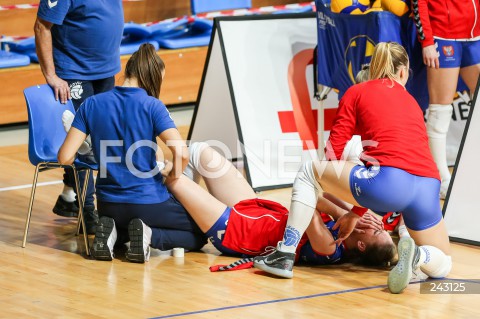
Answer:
[{"left": 149, "top": 281, "right": 425, "bottom": 319}]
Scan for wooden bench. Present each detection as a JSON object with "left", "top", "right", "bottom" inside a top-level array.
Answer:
[{"left": 0, "top": 47, "right": 208, "bottom": 125}]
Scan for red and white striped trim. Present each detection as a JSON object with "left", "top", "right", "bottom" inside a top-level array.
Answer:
[
  {"left": 0, "top": 4, "right": 38, "bottom": 10},
  {"left": 146, "top": 2, "right": 315, "bottom": 26},
  {"left": 0, "top": 0, "right": 142, "bottom": 11},
  {"left": 1, "top": 35, "right": 31, "bottom": 41},
  {"left": 196, "top": 2, "right": 315, "bottom": 18}
]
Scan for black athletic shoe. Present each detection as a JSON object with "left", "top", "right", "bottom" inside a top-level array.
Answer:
[
  {"left": 52, "top": 196, "right": 79, "bottom": 218},
  {"left": 78, "top": 207, "right": 98, "bottom": 235},
  {"left": 92, "top": 216, "right": 117, "bottom": 261},
  {"left": 126, "top": 218, "right": 152, "bottom": 263},
  {"left": 253, "top": 248, "right": 295, "bottom": 278}
]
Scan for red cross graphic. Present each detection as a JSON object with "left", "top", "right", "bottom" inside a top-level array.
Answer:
[{"left": 276, "top": 49, "right": 337, "bottom": 150}]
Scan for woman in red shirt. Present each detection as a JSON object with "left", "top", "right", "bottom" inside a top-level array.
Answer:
[
  {"left": 254, "top": 42, "right": 452, "bottom": 294},
  {"left": 413, "top": 0, "right": 480, "bottom": 198}
]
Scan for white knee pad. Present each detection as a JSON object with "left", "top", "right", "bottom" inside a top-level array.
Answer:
[
  {"left": 291, "top": 161, "right": 321, "bottom": 209},
  {"left": 418, "top": 245, "right": 452, "bottom": 279},
  {"left": 422, "top": 255, "right": 452, "bottom": 279},
  {"left": 183, "top": 142, "right": 209, "bottom": 182},
  {"left": 426, "top": 104, "right": 453, "bottom": 138},
  {"left": 426, "top": 104, "right": 452, "bottom": 190}
]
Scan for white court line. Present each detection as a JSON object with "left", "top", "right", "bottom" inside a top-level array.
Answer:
[{"left": 0, "top": 180, "right": 63, "bottom": 192}]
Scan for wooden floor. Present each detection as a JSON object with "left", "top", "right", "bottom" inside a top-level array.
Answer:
[{"left": 1, "top": 142, "right": 480, "bottom": 318}]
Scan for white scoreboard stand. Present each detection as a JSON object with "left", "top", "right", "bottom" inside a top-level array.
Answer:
[
  {"left": 443, "top": 76, "right": 480, "bottom": 245},
  {"left": 188, "top": 13, "right": 319, "bottom": 191}
]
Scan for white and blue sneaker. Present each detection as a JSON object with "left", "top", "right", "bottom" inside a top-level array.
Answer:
[
  {"left": 388, "top": 237, "right": 420, "bottom": 293},
  {"left": 126, "top": 218, "right": 152, "bottom": 263},
  {"left": 92, "top": 216, "right": 117, "bottom": 261}
]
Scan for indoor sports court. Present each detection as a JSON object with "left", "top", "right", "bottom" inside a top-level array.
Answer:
[{"left": 1, "top": 0, "right": 480, "bottom": 318}]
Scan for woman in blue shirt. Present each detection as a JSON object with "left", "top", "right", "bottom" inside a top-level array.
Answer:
[{"left": 58, "top": 44, "right": 206, "bottom": 263}]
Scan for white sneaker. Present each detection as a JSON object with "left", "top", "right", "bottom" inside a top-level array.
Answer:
[
  {"left": 388, "top": 237, "right": 420, "bottom": 293},
  {"left": 92, "top": 216, "right": 117, "bottom": 261},
  {"left": 62, "top": 110, "right": 93, "bottom": 156},
  {"left": 62, "top": 110, "right": 75, "bottom": 132},
  {"left": 78, "top": 135, "right": 93, "bottom": 156},
  {"left": 126, "top": 218, "right": 152, "bottom": 263}
]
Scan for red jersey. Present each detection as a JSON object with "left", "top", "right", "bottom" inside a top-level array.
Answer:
[
  {"left": 222, "top": 198, "right": 289, "bottom": 256},
  {"left": 326, "top": 79, "right": 440, "bottom": 180},
  {"left": 412, "top": 0, "right": 480, "bottom": 47}
]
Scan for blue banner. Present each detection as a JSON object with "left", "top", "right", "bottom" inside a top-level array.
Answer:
[{"left": 315, "top": 0, "right": 433, "bottom": 109}]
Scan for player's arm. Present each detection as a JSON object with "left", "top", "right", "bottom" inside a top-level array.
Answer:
[
  {"left": 412, "top": 0, "right": 438, "bottom": 68},
  {"left": 325, "top": 93, "right": 357, "bottom": 161},
  {"left": 58, "top": 127, "right": 87, "bottom": 165},
  {"left": 159, "top": 128, "right": 189, "bottom": 181},
  {"left": 317, "top": 193, "right": 383, "bottom": 232},
  {"left": 305, "top": 210, "right": 336, "bottom": 255},
  {"left": 34, "top": 17, "right": 71, "bottom": 103},
  {"left": 316, "top": 193, "right": 351, "bottom": 220}
]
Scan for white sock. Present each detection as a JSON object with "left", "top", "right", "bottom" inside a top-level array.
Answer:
[
  {"left": 62, "top": 110, "right": 75, "bottom": 133},
  {"left": 426, "top": 104, "right": 452, "bottom": 195},
  {"left": 183, "top": 142, "right": 208, "bottom": 183},
  {"left": 60, "top": 186, "right": 76, "bottom": 202},
  {"left": 279, "top": 161, "right": 320, "bottom": 253},
  {"left": 398, "top": 225, "right": 410, "bottom": 238},
  {"left": 417, "top": 245, "right": 452, "bottom": 279}
]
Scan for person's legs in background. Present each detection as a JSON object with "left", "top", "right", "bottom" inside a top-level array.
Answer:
[
  {"left": 425, "top": 39, "right": 480, "bottom": 199},
  {"left": 425, "top": 56, "right": 458, "bottom": 199},
  {"left": 53, "top": 77, "right": 115, "bottom": 232},
  {"left": 53, "top": 80, "right": 95, "bottom": 221}
]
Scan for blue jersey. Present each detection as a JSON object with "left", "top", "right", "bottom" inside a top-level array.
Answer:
[
  {"left": 37, "top": 0, "right": 123, "bottom": 80},
  {"left": 72, "top": 87, "right": 176, "bottom": 204},
  {"left": 298, "top": 220, "right": 345, "bottom": 265}
]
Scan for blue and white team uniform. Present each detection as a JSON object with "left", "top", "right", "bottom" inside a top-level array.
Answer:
[{"left": 72, "top": 87, "right": 206, "bottom": 250}]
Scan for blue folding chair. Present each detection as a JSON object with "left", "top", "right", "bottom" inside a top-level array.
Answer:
[{"left": 23, "top": 84, "right": 96, "bottom": 255}]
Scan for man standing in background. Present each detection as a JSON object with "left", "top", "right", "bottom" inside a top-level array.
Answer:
[{"left": 34, "top": 0, "right": 124, "bottom": 233}]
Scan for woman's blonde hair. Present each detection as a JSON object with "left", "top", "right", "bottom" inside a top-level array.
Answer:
[
  {"left": 125, "top": 43, "right": 165, "bottom": 98},
  {"left": 369, "top": 42, "right": 409, "bottom": 81}
]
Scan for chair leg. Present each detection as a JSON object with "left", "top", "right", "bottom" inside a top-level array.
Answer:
[
  {"left": 76, "top": 169, "right": 90, "bottom": 236},
  {"left": 22, "top": 164, "right": 41, "bottom": 248},
  {"left": 73, "top": 168, "right": 90, "bottom": 256}
]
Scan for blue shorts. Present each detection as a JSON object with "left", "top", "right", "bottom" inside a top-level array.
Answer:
[
  {"left": 205, "top": 207, "right": 240, "bottom": 256},
  {"left": 350, "top": 166, "right": 442, "bottom": 231},
  {"left": 298, "top": 221, "right": 344, "bottom": 265},
  {"left": 435, "top": 38, "right": 480, "bottom": 68}
]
